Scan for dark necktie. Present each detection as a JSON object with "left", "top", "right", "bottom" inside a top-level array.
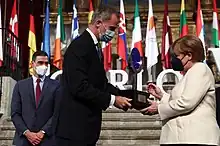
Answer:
[
  {"left": 36, "top": 78, "right": 41, "bottom": 106},
  {"left": 95, "top": 43, "right": 102, "bottom": 60}
]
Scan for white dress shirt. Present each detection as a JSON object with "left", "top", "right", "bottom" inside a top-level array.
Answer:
[{"left": 86, "top": 28, "right": 115, "bottom": 108}]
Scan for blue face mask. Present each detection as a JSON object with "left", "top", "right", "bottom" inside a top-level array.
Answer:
[{"left": 100, "top": 29, "right": 115, "bottom": 42}]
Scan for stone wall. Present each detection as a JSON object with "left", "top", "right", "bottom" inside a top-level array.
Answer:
[{"left": 0, "top": 77, "right": 16, "bottom": 119}]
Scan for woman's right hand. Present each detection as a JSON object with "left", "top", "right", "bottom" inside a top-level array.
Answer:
[{"left": 147, "top": 83, "right": 163, "bottom": 100}]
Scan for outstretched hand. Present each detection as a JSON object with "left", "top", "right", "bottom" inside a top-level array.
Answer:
[
  {"left": 147, "top": 83, "right": 163, "bottom": 100},
  {"left": 140, "top": 99, "right": 158, "bottom": 115},
  {"left": 114, "top": 96, "right": 132, "bottom": 111}
]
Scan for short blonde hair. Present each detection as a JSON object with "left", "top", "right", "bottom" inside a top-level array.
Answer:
[{"left": 171, "top": 35, "right": 205, "bottom": 61}]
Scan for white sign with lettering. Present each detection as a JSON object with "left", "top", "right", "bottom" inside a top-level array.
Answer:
[
  {"left": 50, "top": 48, "right": 220, "bottom": 93},
  {"left": 50, "top": 69, "right": 183, "bottom": 94}
]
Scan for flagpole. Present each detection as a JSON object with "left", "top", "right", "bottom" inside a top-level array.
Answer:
[
  {"left": 3, "top": 0, "right": 7, "bottom": 51},
  {"left": 17, "top": 0, "right": 20, "bottom": 18},
  {"left": 3, "top": 0, "right": 7, "bottom": 29}
]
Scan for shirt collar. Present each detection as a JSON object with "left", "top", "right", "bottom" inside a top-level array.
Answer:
[
  {"left": 32, "top": 75, "right": 45, "bottom": 83},
  {"left": 86, "top": 28, "right": 98, "bottom": 45}
]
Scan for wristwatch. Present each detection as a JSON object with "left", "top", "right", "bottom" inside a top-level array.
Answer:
[{"left": 41, "top": 130, "right": 46, "bottom": 134}]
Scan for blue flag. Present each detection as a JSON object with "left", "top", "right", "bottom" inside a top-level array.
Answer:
[
  {"left": 103, "top": 0, "right": 108, "bottom": 4},
  {"left": 42, "top": 0, "right": 50, "bottom": 59},
  {"left": 71, "top": 0, "right": 79, "bottom": 40}
]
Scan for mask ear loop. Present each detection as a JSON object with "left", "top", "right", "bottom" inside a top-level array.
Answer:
[
  {"left": 181, "top": 53, "right": 191, "bottom": 67},
  {"left": 103, "top": 24, "right": 108, "bottom": 32}
]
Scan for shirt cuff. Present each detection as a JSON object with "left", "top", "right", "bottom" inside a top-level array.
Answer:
[
  {"left": 41, "top": 130, "right": 46, "bottom": 134},
  {"left": 109, "top": 95, "right": 115, "bottom": 108},
  {"left": 23, "top": 129, "right": 29, "bottom": 135}
]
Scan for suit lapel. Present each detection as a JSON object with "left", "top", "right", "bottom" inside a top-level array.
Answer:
[
  {"left": 101, "top": 52, "right": 104, "bottom": 65},
  {"left": 83, "top": 30, "right": 101, "bottom": 62},
  {"left": 28, "top": 78, "right": 37, "bottom": 108},
  {"left": 83, "top": 30, "right": 105, "bottom": 72},
  {"left": 37, "top": 77, "right": 49, "bottom": 108}
]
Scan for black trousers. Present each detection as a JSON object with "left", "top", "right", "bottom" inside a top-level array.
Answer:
[{"left": 55, "top": 136, "right": 96, "bottom": 146}]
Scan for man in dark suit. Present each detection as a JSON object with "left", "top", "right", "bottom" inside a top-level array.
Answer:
[
  {"left": 55, "top": 5, "right": 132, "bottom": 146},
  {"left": 11, "top": 51, "right": 60, "bottom": 146}
]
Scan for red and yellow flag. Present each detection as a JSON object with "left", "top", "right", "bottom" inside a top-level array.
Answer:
[
  {"left": 88, "top": 0, "right": 94, "bottom": 24},
  {"left": 28, "top": 0, "right": 36, "bottom": 75}
]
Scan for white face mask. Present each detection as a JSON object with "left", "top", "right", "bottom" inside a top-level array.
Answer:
[{"left": 35, "top": 65, "right": 48, "bottom": 77}]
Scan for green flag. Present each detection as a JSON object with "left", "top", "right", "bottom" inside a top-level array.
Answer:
[
  {"left": 212, "top": 0, "right": 219, "bottom": 47},
  {"left": 59, "top": 0, "right": 65, "bottom": 42}
]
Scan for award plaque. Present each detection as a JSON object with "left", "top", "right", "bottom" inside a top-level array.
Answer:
[
  {"left": 118, "top": 89, "right": 150, "bottom": 110},
  {"left": 118, "top": 48, "right": 150, "bottom": 110}
]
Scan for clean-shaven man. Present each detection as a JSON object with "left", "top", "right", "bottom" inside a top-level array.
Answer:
[
  {"left": 55, "top": 5, "right": 132, "bottom": 146},
  {"left": 11, "top": 51, "right": 60, "bottom": 146}
]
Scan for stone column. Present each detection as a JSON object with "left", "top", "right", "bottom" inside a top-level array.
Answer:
[
  {"left": 94, "top": 0, "right": 101, "bottom": 9},
  {"left": 187, "top": 0, "right": 196, "bottom": 9},
  {"left": 201, "top": 0, "right": 212, "bottom": 9},
  {"left": 50, "top": 0, "right": 65, "bottom": 12},
  {"left": 0, "top": 77, "right": 16, "bottom": 118},
  {"left": 76, "top": 0, "right": 89, "bottom": 12}
]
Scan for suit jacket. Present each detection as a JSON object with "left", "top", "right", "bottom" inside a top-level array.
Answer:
[
  {"left": 215, "top": 84, "right": 220, "bottom": 127},
  {"left": 55, "top": 30, "right": 119, "bottom": 145},
  {"left": 158, "top": 62, "right": 220, "bottom": 145},
  {"left": 11, "top": 77, "right": 60, "bottom": 146}
]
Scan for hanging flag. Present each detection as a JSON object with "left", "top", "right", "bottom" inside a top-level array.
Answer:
[
  {"left": 71, "top": 2, "right": 79, "bottom": 40},
  {"left": 131, "top": 0, "right": 143, "bottom": 56},
  {"left": 219, "top": 20, "right": 220, "bottom": 47},
  {"left": 53, "top": 0, "right": 64, "bottom": 69},
  {"left": 180, "top": 0, "right": 188, "bottom": 37},
  {"left": 0, "top": 4, "right": 3, "bottom": 67},
  {"left": 53, "top": 16, "right": 62, "bottom": 69},
  {"left": 196, "top": 0, "right": 206, "bottom": 57},
  {"left": 117, "top": 0, "right": 128, "bottom": 70},
  {"left": 101, "top": 0, "right": 112, "bottom": 71},
  {"left": 212, "top": 0, "right": 219, "bottom": 47},
  {"left": 103, "top": 0, "right": 108, "bottom": 4},
  {"left": 9, "top": 0, "right": 18, "bottom": 37},
  {"left": 145, "top": 0, "right": 158, "bottom": 69},
  {"left": 88, "top": 0, "right": 94, "bottom": 24},
  {"left": 102, "top": 42, "right": 112, "bottom": 71},
  {"left": 28, "top": 0, "right": 37, "bottom": 75},
  {"left": 161, "top": 0, "right": 172, "bottom": 69},
  {"left": 42, "top": 0, "right": 51, "bottom": 59},
  {"left": 60, "top": 0, "right": 65, "bottom": 43},
  {"left": 9, "top": 0, "right": 19, "bottom": 63}
]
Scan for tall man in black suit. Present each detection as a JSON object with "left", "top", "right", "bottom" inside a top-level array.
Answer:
[
  {"left": 55, "top": 5, "right": 132, "bottom": 146},
  {"left": 11, "top": 51, "right": 60, "bottom": 146}
]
